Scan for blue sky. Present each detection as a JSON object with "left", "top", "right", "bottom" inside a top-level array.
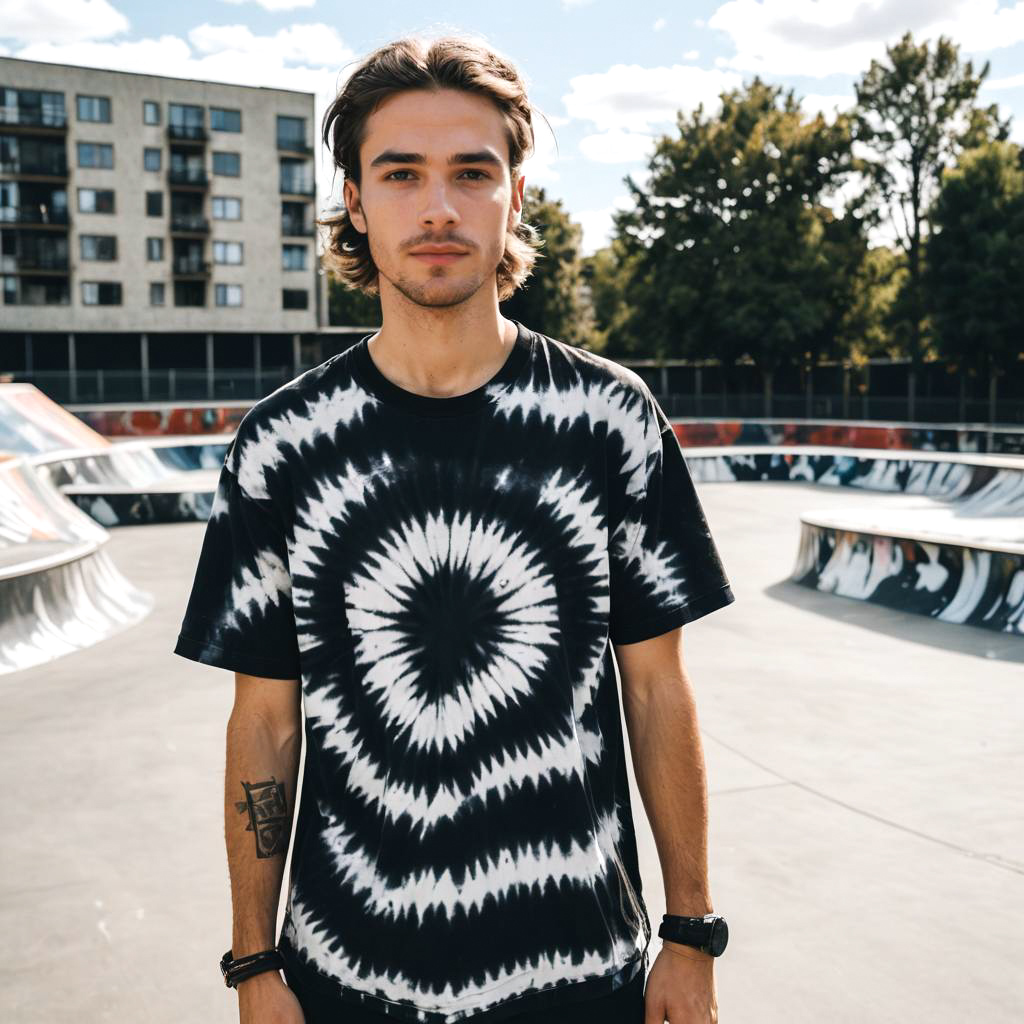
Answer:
[{"left": 3, "top": 0, "right": 1024, "bottom": 253}]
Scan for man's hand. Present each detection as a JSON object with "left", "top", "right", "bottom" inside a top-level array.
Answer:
[
  {"left": 237, "top": 970, "right": 305, "bottom": 1024},
  {"left": 644, "top": 942, "right": 718, "bottom": 1023}
]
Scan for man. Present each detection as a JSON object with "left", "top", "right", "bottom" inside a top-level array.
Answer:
[{"left": 174, "top": 33, "right": 734, "bottom": 1024}]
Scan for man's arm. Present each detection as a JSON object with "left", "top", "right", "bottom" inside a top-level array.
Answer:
[
  {"left": 615, "top": 624, "right": 712, "bottom": 919},
  {"left": 225, "top": 672, "right": 305, "bottom": 1021}
]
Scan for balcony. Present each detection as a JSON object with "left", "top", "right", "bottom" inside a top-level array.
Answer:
[
  {"left": 167, "top": 124, "right": 208, "bottom": 144},
  {"left": 172, "top": 256, "right": 211, "bottom": 277},
  {"left": 9, "top": 254, "right": 70, "bottom": 273},
  {"left": 0, "top": 205, "right": 70, "bottom": 228},
  {"left": 281, "top": 217, "right": 315, "bottom": 237},
  {"left": 0, "top": 107, "right": 68, "bottom": 132},
  {"left": 277, "top": 137, "right": 314, "bottom": 155},
  {"left": 170, "top": 214, "right": 210, "bottom": 235},
  {"left": 0, "top": 157, "right": 68, "bottom": 178},
  {"left": 280, "top": 182, "right": 315, "bottom": 198},
  {"left": 168, "top": 168, "right": 209, "bottom": 188}
]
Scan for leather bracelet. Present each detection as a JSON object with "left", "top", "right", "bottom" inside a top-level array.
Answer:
[{"left": 220, "top": 948, "right": 285, "bottom": 988}]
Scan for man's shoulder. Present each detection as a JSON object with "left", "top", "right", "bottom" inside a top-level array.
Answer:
[
  {"left": 527, "top": 328, "right": 656, "bottom": 423},
  {"left": 227, "top": 347, "right": 365, "bottom": 499}
]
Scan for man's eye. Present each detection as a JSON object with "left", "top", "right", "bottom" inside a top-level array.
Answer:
[
  {"left": 460, "top": 170, "right": 488, "bottom": 180},
  {"left": 386, "top": 170, "right": 413, "bottom": 181}
]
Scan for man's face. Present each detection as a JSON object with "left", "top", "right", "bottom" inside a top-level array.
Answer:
[{"left": 344, "top": 87, "right": 526, "bottom": 309}]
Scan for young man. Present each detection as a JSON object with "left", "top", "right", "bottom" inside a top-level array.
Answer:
[{"left": 174, "top": 34, "right": 733, "bottom": 1024}]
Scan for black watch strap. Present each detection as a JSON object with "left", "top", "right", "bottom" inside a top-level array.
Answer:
[
  {"left": 658, "top": 913, "right": 729, "bottom": 957},
  {"left": 220, "top": 948, "right": 285, "bottom": 988}
]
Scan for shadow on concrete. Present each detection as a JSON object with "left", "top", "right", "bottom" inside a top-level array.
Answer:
[{"left": 762, "top": 577, "right": 1024, "bottom": 664}]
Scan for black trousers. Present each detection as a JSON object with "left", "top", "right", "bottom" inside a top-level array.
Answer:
[{"left": 283, "top": 963, "right": 646, "bottom": 1024}]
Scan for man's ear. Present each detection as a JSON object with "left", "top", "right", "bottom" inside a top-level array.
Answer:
[
  {"left": 508, "top": 172, "right": 526, "bottom": 229},
  {"left": 343, "top": 179, "right": 367, "bottom": 234}
]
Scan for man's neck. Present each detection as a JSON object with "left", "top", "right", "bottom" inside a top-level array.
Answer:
[{"left": 368, "top": 293, "right": 517, "bottom": 401}]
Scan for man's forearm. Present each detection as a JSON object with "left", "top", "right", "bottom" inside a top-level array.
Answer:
[
  {"left": 225, "top": 707, "right": 302, "bottom": 956},
  {"left": 621, "top": 671, "right": 713, "bottom": 917}
]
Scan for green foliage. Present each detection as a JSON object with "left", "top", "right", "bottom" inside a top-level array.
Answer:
[
  {"left": 327, "top": 277, "right": 381, "bottom": 327},
  {"left": 500, "top": 185, "right": 592, "bottom": 346},
  {"left": 852, "top": 31, "right": 1010, "bottom": 362},
  {"left": 603, "top": 77, "right": 869, "bottom": 376},
  {"left": 924, "top": 140, "right": 1024, "bottom": 377}
]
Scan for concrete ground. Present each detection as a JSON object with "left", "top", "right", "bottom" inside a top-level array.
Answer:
[{"left": 1, "top": 479, "right": 1021, "bottom": 1023}]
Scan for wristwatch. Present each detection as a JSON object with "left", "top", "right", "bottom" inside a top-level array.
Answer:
[
  {"left": 658, "top": 913, "right": 729, "bottom": 957},
  {"left": 220, "top": 947, "right": 286, "bottom": 988}
]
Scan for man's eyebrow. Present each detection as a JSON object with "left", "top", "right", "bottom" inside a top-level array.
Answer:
[{"left": 369, "top": 149, "right": 503, "bottom": 168}]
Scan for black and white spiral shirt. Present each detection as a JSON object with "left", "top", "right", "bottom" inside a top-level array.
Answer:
[{"left": 173, "top": 319, "right": 735, "bottom": 1023}]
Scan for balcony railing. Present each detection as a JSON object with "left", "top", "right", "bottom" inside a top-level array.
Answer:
[
  {"left": 172, "top": 256, "right": 211, "bottom": 276},
  {"left": 11, "top": 254, "right": 70, "bottom": 271},
  {"left": 277, "top": 137, "right": 314, "bottom": 154},
  {"left": 0, "top": 205, "right": 70, "bottom": 226},
  {"left": 167, "top": 123, "right": 208, "bottom": 142},
  {"left": 0, "top": 157, "right": 68, "bottom": 177},
  {"left": 281, "top": 218, "right": 316, "bottom": 237},
  {"left": 168, "top": 168, "right": 209, "bottom": 187},
  {"left": 0, "top": 107, "right": 68, "bottom": 129},
  {"left": 280, "top": 179, "right": 315, "bottom": 197},
  {"left": 170, "top": 214, "right": 210, "bottom": 234}
]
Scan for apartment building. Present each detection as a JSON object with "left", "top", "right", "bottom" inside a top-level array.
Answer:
[{"left": 0, "top": 56, "right": 327, "bottom": 399}]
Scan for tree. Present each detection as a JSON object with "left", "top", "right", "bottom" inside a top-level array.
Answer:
[
  {"left": 852, "top": 31, "right": 1010, "bottom": 382},
  {"left": 327, "top": 277, "right": 381, "bottom": 327},
  {"left": 606, "top": 78, "right": 869, "bottom": 407},
  {"left": 500, "top": 184, "right": 591, "bottom": 345},
  {"left": 923, "top": 140, "right": 1024, "bottom": 418}
]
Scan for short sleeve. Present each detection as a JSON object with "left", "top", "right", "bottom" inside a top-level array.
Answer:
[
  {"left": 172, "top": 448, "right": 301, "bottom": 680},
  {"left": 608, "top": 390, "right": 735, "bottom": 645}
]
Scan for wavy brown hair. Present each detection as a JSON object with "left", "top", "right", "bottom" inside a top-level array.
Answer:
[{"left": 317, "top": 34, "right": 549, "bottom": 301}]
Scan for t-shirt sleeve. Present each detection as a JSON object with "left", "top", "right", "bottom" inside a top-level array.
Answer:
[
  {"left": 608, "top": 387, "right": 735, "bottom": 645},
  {"left": 172, "top": 445, "right": 301, "bottom": 680}
]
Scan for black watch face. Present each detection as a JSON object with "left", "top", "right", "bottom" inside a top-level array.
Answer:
[{"left": 709, "top": 917, "right": 729, "bottom": 956}]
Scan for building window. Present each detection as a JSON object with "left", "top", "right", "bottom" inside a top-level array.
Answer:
[
  {"left": 143, "top": 147, "right": 162, "bottom": 172},
  {"left": 174, "top": 280, "right": 206, "bottom": 307},
  {"left": 146, "top": 191, "right": 163, "bottom": 217},
  {"left": 282, "top": 244, "right": 307, "bottom": 271},
  {"left": 210, "top": 107, "right": 242, "bottom": 132},
  {"left": 282, "top": 288, "right": 308, "bottom": 310},
  {"left": 77, "top": 142, "right": 114, "bottom": 169},
  {"left": 150, "top": 282, "right": 165, "bottom": 306},
  {"left": 78, "top": 188, "right": 115, "bottom": 214},
  {"left": 81, "top": 281, "right": 122, "bottom": 305},
  {"left": 212, "top": 151, "right": 241, "bottom": 177},
  {"left": 146, "top": 237, "right": 164, "bottom": 261},
  {"left": 277, "top": 115, "right": 307, "bottom": 151},
  {"left": 279, "top": 158, "right": 313, "bottom": 196},
  {"left": 212, "top": 196, "right": 241, "bottom": 220},
  {"left": 80, "top": 235, "right": 117, "bottom": 261},
  {"left": 143, "top": 100, "right": 161, "bottom": 125},
  {"left": 76, "top": 95, "right": 111, "bottom": 123},
  {"left": 215, "top": 283, "right": 243, "bottom": 307},
  {"left": 213, "top": 240, "right": 243, "bottom": 265}
]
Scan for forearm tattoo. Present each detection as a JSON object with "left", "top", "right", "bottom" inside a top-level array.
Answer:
[{"left": 235, "top": 777, "right": 290, "bottom": 858}]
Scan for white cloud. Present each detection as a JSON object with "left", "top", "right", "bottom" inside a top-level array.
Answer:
[
  {"left": 985, "top": 72, "right": 1024, "bottom": 90},
  {"left": 562, "top": 63, "right": 742, "bottom": 133},
  {"left": 9, "top": 26, "right": 356, "bottom": 205},
  {"left": 800, "top": 92, "right": 855, "bottom": 121},
  {"left": 653, "top": 17, "right": 667, "bottom": 31},
  {"left": 579, "top": 127, "right": 659, "bottom": 163},
  {"left": 0, "top": 0, "right": 129, "bottom": 44},
  {"left": 561, "top": 0, "right": 595, "bottom": 7},
  {"left": 576, "top": 194, "right": 634, "bottom": 255},
  {"left": 221, "top": 0, "right": 315, "bottom": 9},
  {"left": 683, "top": 49, "right": 700, "bottom": 60},
  {"left": 708, "top": 0, "right": 1024, "bottom": 78},
  {"left": 522, "top": 109, "right": 564, "bottom": 183}
]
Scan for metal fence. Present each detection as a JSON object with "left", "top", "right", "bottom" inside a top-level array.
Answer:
[{"left": 4, "top": 367, "right": 1022, "bottom": 426}]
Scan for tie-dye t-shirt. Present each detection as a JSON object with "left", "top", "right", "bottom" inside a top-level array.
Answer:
[{"left": 173, "top": 319, "right": 735, "bottom": 1023}]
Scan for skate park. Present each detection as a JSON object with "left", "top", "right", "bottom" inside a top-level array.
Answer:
[{"left": 0, "top": 382, "right": 1021, "bottom": 1023}]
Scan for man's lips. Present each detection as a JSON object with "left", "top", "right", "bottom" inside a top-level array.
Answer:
[{"left": 410, "top": 251, "right": 468, "bottom": 264}]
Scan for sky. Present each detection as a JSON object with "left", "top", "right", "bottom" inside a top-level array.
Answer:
[{"left": 3, "top": 0, "right": 1024, "bottom": 255}]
